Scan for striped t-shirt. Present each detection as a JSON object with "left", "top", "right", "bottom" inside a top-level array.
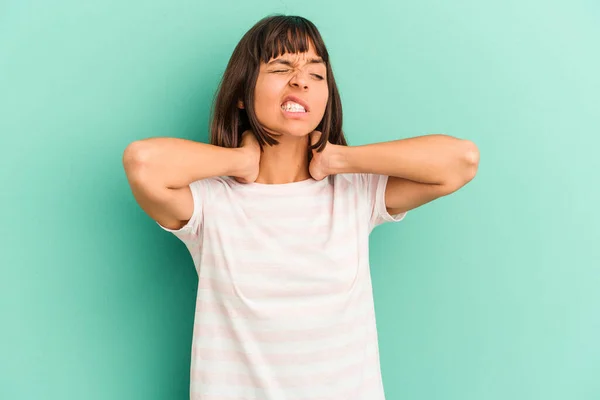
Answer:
[{"left": 157, "top": 172, "right": 407, "bottom": 400}]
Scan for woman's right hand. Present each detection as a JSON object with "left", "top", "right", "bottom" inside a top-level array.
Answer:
[{"left": 235, "top": 130, "right": 261, "bottom": 183}]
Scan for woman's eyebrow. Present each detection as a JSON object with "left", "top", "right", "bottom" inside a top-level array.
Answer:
[{"left": 267, "top": 58, "right": 325, "bottom": 67}]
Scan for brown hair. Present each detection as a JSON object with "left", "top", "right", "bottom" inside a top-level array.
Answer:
[{"left": 208, "top": 14, "right": 347, "bottom": 154}]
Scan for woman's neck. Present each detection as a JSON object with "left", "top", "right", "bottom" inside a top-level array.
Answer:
[{"left": 255, "top": 135, "right": 311, "bottom": 184}]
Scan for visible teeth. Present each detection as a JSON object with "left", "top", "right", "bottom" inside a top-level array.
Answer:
[{"left": 281, "top": 101, "right": 306, "bottom": 112}]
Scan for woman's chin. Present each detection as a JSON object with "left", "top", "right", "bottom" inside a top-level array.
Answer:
[{"left": 264, "top": 126, "right": 314, "bottom": 139}]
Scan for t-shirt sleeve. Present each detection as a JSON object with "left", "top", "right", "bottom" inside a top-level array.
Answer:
[
  {"left": 358, "top": 173, "right": 408, "bottom": 231},
  {"left": 155, "top": 178, "right": 210, "bottom": 246}
]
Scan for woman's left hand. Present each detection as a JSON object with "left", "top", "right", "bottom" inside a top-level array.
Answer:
[{"left": 309, "top": 130, "right": 339, "bottom": 181}]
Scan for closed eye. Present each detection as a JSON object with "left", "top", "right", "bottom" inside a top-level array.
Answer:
[{"left": 273, "top": 70, "right": 324, "bottom": 80}]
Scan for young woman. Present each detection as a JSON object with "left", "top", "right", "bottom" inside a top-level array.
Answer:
[{"left": 123, "top": 14, "right": 479, "bottom": 400}]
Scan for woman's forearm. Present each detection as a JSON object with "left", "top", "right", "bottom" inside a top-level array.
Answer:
[
  {"left": 123, "top": 137, "right": 251, "bottom": 190},
  {"left": 327, "top": 134, "right": 478, "bottom": 185}
]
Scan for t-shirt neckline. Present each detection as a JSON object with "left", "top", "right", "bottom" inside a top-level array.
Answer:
[{"left": 224, "top": 175, "right": 330, "bottom": 192}]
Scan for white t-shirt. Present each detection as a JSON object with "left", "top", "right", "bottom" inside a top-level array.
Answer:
[{"left": 157, "top": 173, "right": 407, "bottom": 400}]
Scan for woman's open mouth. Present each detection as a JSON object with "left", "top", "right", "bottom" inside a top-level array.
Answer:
[{"left": 281, "top": 101, "right": 309, "bottom": 118}]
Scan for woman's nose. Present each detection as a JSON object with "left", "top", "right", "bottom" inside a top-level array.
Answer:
[{"left": 289, "top": 70, "right": 309, "bottom": 89}]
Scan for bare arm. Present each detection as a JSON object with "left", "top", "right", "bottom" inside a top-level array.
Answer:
[
  {"left": 309, "top": 131, "right": 479, "bottom": 215},
  {"left": 122, "top": 133, "right": 259, "bottom": 230}
]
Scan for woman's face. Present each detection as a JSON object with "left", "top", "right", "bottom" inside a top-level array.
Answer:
[{"left": 246, "top": 41, "right": 329, "bottom": 139}]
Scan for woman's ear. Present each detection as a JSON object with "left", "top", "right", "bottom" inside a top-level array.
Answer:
[{"left": 237, "top": 99, "right": 244, "bottom": 109}]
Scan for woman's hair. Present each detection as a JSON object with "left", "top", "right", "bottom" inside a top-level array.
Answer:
[{"left": 209, "top": 14, "right": 347, "bottom": 153}]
